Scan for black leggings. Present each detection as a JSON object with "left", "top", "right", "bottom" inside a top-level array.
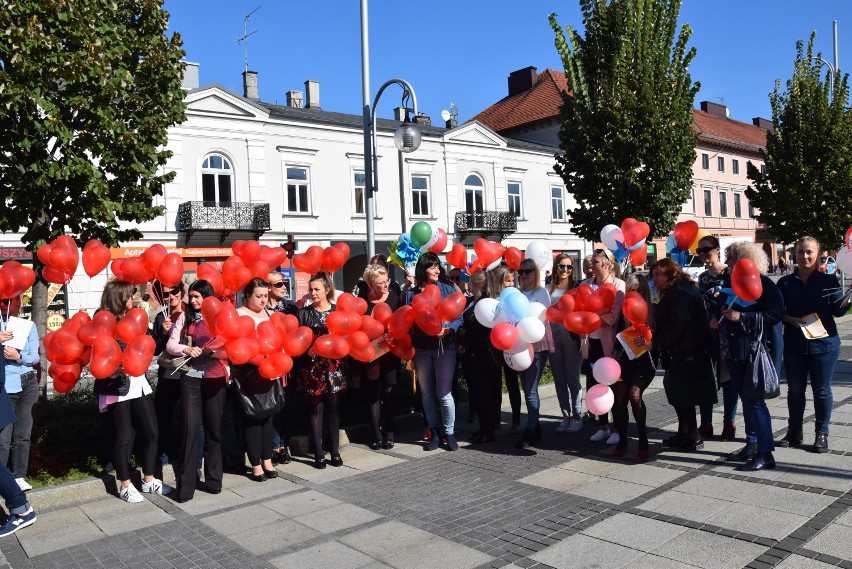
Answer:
[
  {"left": 362, "top": 370, "right": 396, "bottom": 440},
  {"left": 611, "top": 376, "right": 651, "bottom": 445},
  {"left": 502, "top": 365, "right": 521, "bottom": 425},
  {"left": 584, "top": 339, "right": 609, "bottom": 426},
  {"left": 242, "top": 414, "right": 273, "bottom": 467},
  {"left": 106, "top": 394, "right": 159, "bottom": 482},
  {"left": 310, "top": 392, "right": 341, "bottom": 458}
]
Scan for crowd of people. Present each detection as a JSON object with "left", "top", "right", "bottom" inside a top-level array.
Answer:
[{"left": 0, "top": 233, "right": 845, "bottom": 530}]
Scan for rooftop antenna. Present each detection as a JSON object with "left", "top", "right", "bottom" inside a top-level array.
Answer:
[
  {"left": 236, "top": 6, "right": 261, "bottom": 74},
  {"left": 441, "top": 102, "right": 459, "bottom": 128}
]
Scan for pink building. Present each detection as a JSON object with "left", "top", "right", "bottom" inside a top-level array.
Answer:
[{"left": 472, "top": 67, "right": 780, "bottom": 267}]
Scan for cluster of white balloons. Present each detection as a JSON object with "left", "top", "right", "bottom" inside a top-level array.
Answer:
[{"left": 473, "top": 291, "right": 548, "bottom": 371}]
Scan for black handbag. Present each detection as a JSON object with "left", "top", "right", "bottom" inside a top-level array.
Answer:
[
  {"left": 92, "top": 374, "right": 131, "bottom": 396},
  {"left": 744, "top": 316, "right": 780, "bottom": 400},
  {"left": 230, "top": 364, "right": 286, "bottom": 420}
]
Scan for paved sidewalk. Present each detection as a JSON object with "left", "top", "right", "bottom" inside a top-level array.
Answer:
[{"left": 3, "top": 320, "right": 852, "bottom": 569}]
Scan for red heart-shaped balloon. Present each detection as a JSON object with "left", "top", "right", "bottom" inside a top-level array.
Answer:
[
  {"left": 446, "top": 244, "right": 468, "bottom": 269},
  {"left": 621, "top": 218, "right": 651, "bottom": 248},
  {"left": 412, "top": 284, "right": 441, "bottom": 309},
  {"left": 673, "top": 221, "right": 699, "bottom": 251},
  {"left": 731, "top": 258, "right": 763, "bottom": 302},
  {"left": 293, "top": 246, "right": 324, "bottom": 275}
]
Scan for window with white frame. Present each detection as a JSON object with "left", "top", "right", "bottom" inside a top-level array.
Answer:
[
  {"left": 719, "top": 190, "right": 728, "bottom": 217},
  {"left": 464, "top": 174, "right": 484, "bottom": 214},
  {"left": 411, "top": 175, "right": 430, "bottom": 217},
  {"left": 717, "top": 156, "right": 725, "bottom": 172},
  {"left": 285, "top": 166, "right": 311, "bottom": 213},
  {"left": 703, "top": 189, "right": 712, "bottom": 216},
  {"left": 701, "top": 153, "right": 709, "bottom": 170},
  {"left": 201, "top": 153, "right": 233, "bottom": 204},
  {"left": 507, "top": 182, "right": 522, "bottom": 217},
  {"left": 734, "top": 193, "right": 742, "bottom": 217},
  {"left": 353, "top": 171, "right": 366, "bottom": 216},
  {"left": 732, "top": 159, "right": 740, "bottom": 175},
  {"left": 551, "top": 186, "right": 565, "bottom": 221}
]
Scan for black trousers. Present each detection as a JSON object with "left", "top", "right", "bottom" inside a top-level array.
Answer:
[
  {"left": 176, "top": 376, "right": 227, "bottom": 501},
  {"left": 106, "top": 394, "right": 158, "bottom": 482},
  {"left": 463, "top": 356, "right": 502, "bottom": 435},
  {"left": 243, "top": 414, "right": 274, "bottom": 467},
  {"left": 154, "top": 373, "right": 181, "bottom": 463}
]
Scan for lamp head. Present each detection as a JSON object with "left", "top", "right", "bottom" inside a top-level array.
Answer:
[{"left": 393, "top": 123, "right": 421, "bottom": 153}]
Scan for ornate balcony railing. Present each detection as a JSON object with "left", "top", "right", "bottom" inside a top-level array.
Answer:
[
  {"left": 177, "top": 201, "right": 271, "bottom": 243},
  {"left": 454, "top": 210, "right": 518, "bottom": 240}
]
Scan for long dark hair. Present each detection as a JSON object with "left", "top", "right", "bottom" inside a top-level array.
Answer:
[
  {"left": 185, "top": 279, "right": 216, "bottom": 324},
  {"left": 415, "top": 252, "right": 448, "bottom": 286}
]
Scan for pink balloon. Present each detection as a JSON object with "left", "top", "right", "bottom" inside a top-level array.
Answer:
[
  {"left": 586, "top": 384, "right": 614, "bottom": 415},
  {"left": 592, "top": 357, "right": 621, "bottom": 386}
]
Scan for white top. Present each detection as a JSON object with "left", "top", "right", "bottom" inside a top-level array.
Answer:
[{"left": 98, "top": 375, "right": 153, "bottom": 413}]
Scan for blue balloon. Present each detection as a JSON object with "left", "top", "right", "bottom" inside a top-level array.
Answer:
[
  {"left": 502, "top": 292, "right": 530, "bottom": 323},
  {"left": 499, "top": 287, "right": 520, "bottom": 303},
  {"left": 665, "top": 233, "right": 677, "bottom": 253}
]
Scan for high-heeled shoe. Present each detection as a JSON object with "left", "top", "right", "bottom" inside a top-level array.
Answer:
[
  {"left": 382, "top": 432, "right": 394, "bottom": 450},
  {"left": 329, "top": 454, "right": 343, "bottom": 467},
  {"left": 263, "top": 468, "right": 279, "bottom": 479},
  {"left": 369, "top": 440, "right": 382, "bottom": 450},
  {"left": 313, "top": 457, "right": 327, "bottom": 469},
  {"left": 613, "top": 443, "right": 627, "bottom": 457},
  {"left": 637, "top": 439, "right": 649, "bottom": 459}
]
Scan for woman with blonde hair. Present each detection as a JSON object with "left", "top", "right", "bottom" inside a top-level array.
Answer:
[
  {"left": 581, "top": 248, "right": 625, "bottom": 445},
  {"left": 547, "top": 254, "right": 583, "bottom": 433},
  {"left": 488, "top": 267, "right": 522, "bottom": 433}
]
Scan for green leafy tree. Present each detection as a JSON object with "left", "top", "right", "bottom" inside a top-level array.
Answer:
[
  {"left": 0, "top": 0, "right": 186, "bottom": 391},
  {"left": 549, "top": 0, "right": 699, "bottom": 240},
  {"left": 746, "top": 33, "right": 852, "bottom": 248}
]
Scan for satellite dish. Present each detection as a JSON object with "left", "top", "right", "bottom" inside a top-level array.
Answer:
[
  {"left": 450, "top": 103, "right": 459, "bottom": 117},
  {"left": 441, "top": 109, "right": 451, "bottom": 121}
]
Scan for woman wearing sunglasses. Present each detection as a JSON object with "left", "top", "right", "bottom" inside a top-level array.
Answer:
[
  {"left": 581, "top": 249, "right": 626, "bottom": 445},
  {"left": 151, "top": 281, "right": 187, "bottom": 467},
  {"left": 547, "top": 254, "right": 583, "bottom": 434},
  {"left": 267, "top": 272, "right": 297, "bottom": 466},
  {"left": 515, "top": 258, "right": 554, "bottom": 449}
]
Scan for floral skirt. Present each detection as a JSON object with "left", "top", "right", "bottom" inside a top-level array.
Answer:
[{"left": 298, "top": 356, "right": 347, "bottom": 397}]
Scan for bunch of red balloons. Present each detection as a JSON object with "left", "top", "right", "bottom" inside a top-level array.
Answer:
[
  {"left": 0, "top": 261, "right": 36, "bottom": 300},
  {"left": 622, "top": 291, "right": 653, "bottom": 342},
  {"left": 292, "top": 243, "right": 350, "bottom": 275},
  {"left": 37, "top": 235, "right": 80, "bottom": 284},
  {"left": 545, "top": 283, "right": 619, "bottom": 336}
]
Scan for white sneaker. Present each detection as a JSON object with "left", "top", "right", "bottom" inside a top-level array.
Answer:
[
  {"left": 566, "top": 418, "right": 583, "bottom": 433},
  {"left": 605, "top": 432, "right": 621, "bottom": 445},
  {"left": 15, "top": 478, "right": 32, "bottom": 492},
  {"left": 119, "top": 484, "right": 144, "bottom": 504},
  {"left": 555, "top": 418, "right": 571, "bottom": 433},
  {"left": 141, "top": 478, "right": 172, "bottom": 495},
  {"left": 590, "top": 428, "right": 611, "bottom": 442}
]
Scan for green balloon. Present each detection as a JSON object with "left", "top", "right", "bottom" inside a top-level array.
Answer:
[{"left": 410, "top": 222, "right": 433, "bottom": 247}]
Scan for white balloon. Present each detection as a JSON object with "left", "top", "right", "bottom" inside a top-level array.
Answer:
[
  {"left": 487, "top": 258, "right": 501, "bottom": 271},
  {"left": 504, "top": 345, "right": 534, "bottom": 371},
  {"left": 600, "top": 224, "right": 622, "bottom": 250},
  {"left": 420, "top": 226, "right": 440, "bottom": 252},
  {"left": 837, "top": 246, "right": 852, "bottom": 276},
  {"left": 525, "top": 240, "right": 552, "bottom": 270},
  {"left": 516, "top": 317, "right": 545, "bottom": 343},
  {"left": 505, "top": 337, "right": 531, "bottom": 355},
  {"left": 526, "top": 301, "right": 547, "bottom": 322},
  {"left": 473, "top": 298, "right": 507, "bottom": 328}
]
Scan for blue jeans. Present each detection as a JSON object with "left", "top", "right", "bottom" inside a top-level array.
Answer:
[
  {"left": 0, "top": 459, "right": 29, "bottom": 515},
  {"left": 784, "top": 349, "right": 838, "bottom": 435},
  {"left": 414, "top": 349, "right": 457, "bottom": 435},
  {"left": 727, "top": 358, "right": 775, "bottom": 453},
  {"left": 520, "top": 351, "right": 549, "bottom": 433}
]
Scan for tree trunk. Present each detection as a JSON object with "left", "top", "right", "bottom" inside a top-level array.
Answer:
[{"left": 30, "top": 278, "right": 50, "bottom": 397}]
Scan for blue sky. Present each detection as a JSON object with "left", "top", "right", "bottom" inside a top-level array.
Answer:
[{"left": 165, "top": 1, "right": 852, "bottom": 126}]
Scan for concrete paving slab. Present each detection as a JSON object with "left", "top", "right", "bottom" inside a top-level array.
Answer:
[
  {"left": 553, "top": 456, "right": 627, "bottom": 476},
  {"left": 269, "top": 540, "right": 376, "bottom": 569},
  {"left": 294, "top": 502, "right": 382, "bottom": 534},
  {"left": 201, "top": 503, "right": 283, "bottom": 536},
  {"left": 16, "top": 507, "right": 103, "bottom": 557},
  {"left": 79, "top": 496, "right": 173, "bottom": 536},
  {"left": 835, "top": 507, "right": 852, "bottom": 528},
  {"left": 339, "top": 521, "right": 441, "bottom": 559},
  {"left": 741, "top": 481, "right": 836, "bottom": 516},
  {"left": 570, "top": 477, "right": 656, "bottom": 503},
  {"left": 530, "top": 533, "right": 645, "bottom": 569},
  {"left": 383, "top": 441, "right": 434, "bottom": 458},
  {"left": 381, "top": 537, "right": 493, "bottom": 569},
  {"left": 638, "top": 489, "right": 733, "bottom": 522},
  {"left": 344, "top": 452, "right": 407, "bottom": 473},
  {"left": 773, "top": 455, "right": 852, "bottom": 492},
  {"left": 581, "top": 512, "right": 688, "bottom": 552},
  {"left": 170, "top": 487, "right": 248, "bottom": 516},
  {"left": 228, "top": 518, "right": 321, "bottom": 555},
  {"left": 518, "top": 467, "right": 599, "bottom": 492},
  {"left": 802, "top": 524, "right": 852, "bottom": 560},
  {"left": 603, "top": 463, "right": 688, "bottom": 487},
  {"left": 775, "top": 554, "right": 841, "bottom": 569},
  {"left": 263, "top": 489, "right": 343, "bottom": 518},
  {"left": 651, "top": 529, "right": 766, "bottom": 569},
  {"left": 676, "top": 475, "right": 763, "bottom": 502},
  {"left": 703, "top": 503, "right": 809, "bottom": 540},
  {"left": 631, "top": 553, "right": 703, "bottom": 569},
  {"left": 284, "top": 458, "right": 362, "bottom": 483},
  {"left": 226, "top": 474, "right": 302, "bottom": 500}
]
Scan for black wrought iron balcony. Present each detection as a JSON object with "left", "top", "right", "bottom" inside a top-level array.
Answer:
[
  {"left": 455, "top": 210, "right": 518, "bottom": 240},
  {"left": 177, "top": 201, "right": 271, "bottom": 243}
]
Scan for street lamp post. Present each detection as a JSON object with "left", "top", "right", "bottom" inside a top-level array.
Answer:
[
  {"left": 812, "top": 56, "right": 836, "bottom": 100},
  {"left": 360, "top": 0, "right": 421, "bottom": 259}
]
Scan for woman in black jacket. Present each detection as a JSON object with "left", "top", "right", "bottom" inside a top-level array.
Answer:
[
  {"left": 650, "top": 259, "right": 716, "bottom": 452},
  {"left": 714, "top": 242, "right": 784, "bottom": 471}
]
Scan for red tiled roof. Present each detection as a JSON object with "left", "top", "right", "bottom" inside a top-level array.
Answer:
[
  {"left": 472, "top": 68, "right": 768, "bottom": 149},
  {"left": 469, "top": 68, "right": 570, "bottom": 132}
]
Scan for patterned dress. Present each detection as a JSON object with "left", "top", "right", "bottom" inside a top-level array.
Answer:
[{"left": 297, "top": 307, "right": 347, "bottom": 396}]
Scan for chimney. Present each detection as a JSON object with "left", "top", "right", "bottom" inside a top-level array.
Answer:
[
  {"left": 700, "top": 100, "right": 728, "bottom": 118},
  {"left": 286, "top": 90, "right": 304, "bottom": 108},
  {"left": 752, "top": 117, "right": 773, "bottom": 131},
  {"left": 508, "top": 66, "right": 538, "bottom": 96},
  {"left": 304, "top": 80, "right": 320, "bottom": 109},
  {"left": 243, "top": 70, "right": 259, "bottom": 100},
  {"left": 181, "top": 61, "right": 199, "bottom": 91},
  {"left": 445, "top": 118, "right": 458, "bottom": 129},
  {"left": 413, "top": 114, "right": 431, "bottom": 126}
]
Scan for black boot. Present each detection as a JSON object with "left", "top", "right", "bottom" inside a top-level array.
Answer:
[
  {"left": 776, "top": 430, "right": 803, "bottom": 448},
  {"left": 737, "top": 452, "right": 775, "bottom": 471},
  {"left": 813, "top": 433, "right": 828, "bottom": 453},
  {"left": 425, "top": 429, "right": 441, "bottom": 451},
  {"left": 727, "top": 442, "right": 757, "bottom": 462}
]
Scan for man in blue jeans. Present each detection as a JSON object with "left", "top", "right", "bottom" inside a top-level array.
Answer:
[{"left": 0, "top": 349, "right": 35, "bottom": 536}]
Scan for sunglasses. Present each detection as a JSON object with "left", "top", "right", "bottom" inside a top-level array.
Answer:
[
  {"left": 448, "top": 275, "right": 461, "bottom": 282},
  {"left": 695, "top": 247, "right": 717, "bottom": 254},
  {"left": 269, "top": 281, "right": 286, "bottom": 288},
  {"left": 163, "top": 287, "right": 182, "bottom": 297},
  {"left": 518, "top": 269, "right": 534, "bottom": 276},
  {"left": 557, "top": 264, "right": 573, "bottom": 271}
]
